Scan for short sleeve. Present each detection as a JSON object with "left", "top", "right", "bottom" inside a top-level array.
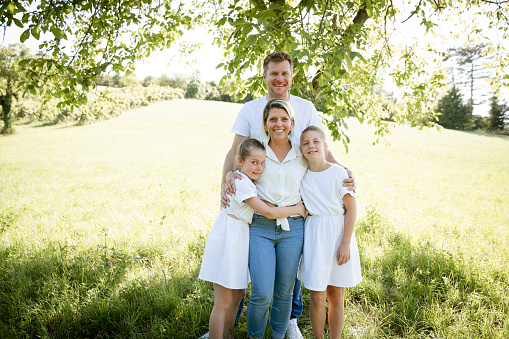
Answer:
[
  {"left": 337, "top": 166, "right": 356, "bottom": 199},
  {"left": 231, "top": 177, "right": 257, "bottom": 205},
  {"left": 231, "top": 104, "right": 251, "bottom": 137},
  {"left": 307, "top": 102, "right": 324, "bottom": 130}
]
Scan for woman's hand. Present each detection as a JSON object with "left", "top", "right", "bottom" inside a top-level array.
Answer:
[
  {"left": 343, "top": 168, "right": 356, "bottom": 192},
  {"left": 295, "top": 201, "right": 308, "bottom": 218},
  {"left": 220, "top": 171, "right": 242, "bottom": 209},
  {"left": 336, "top": 242, "right": 351, "bottom": 265}
]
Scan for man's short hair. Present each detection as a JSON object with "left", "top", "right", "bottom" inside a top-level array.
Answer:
[{"left": 263, "top": 51, "right": 293, "bottom": 75}]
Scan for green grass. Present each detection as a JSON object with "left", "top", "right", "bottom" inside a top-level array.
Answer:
[{"left": 0, "top": 99, "right": 508, "bottom": 338}]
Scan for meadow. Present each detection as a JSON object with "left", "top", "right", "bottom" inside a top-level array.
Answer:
[{"left": 0, "top": 100, "right": 508, "bottom": 338}]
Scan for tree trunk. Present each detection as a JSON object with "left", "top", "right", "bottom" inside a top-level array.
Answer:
[{"left": 0, "top": 93, "right": 13, "bottom": 134}]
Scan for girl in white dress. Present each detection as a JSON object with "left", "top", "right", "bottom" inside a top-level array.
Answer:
[
  {"left": 298, "top": 126, "right": 361, "bottom": 339},
  {"left": 199, "top": 138, "right": 307, "bottom": 339}
]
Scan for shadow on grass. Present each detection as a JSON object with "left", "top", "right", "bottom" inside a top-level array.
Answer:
[
  {"left": 462, "top": 129, "right": 509, "bottom": 140},
  {"left": 0, "top": 238, "right": 214, "bottom": 338},
  {"left": 1, "top": 214, "right": 506, "bottom": 338},
  {"left": 345, "top": 207, "right": 508, "bottom": 338}
]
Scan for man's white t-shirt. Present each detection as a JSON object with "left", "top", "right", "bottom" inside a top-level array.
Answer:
[{"left": 231, "top": 95, "right": 324, "bottom": 145}]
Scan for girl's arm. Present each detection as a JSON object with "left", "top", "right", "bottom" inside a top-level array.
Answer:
[
  {"left": 337, "top": 194, "right": 357, "bottom": 265},
  {"left": 244, "top": 197, "right": 307, "bottom": 219}
]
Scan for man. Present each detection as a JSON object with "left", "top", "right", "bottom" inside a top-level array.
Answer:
[{"left": 203, "top": 51, "right": 355, "bottom": 339}]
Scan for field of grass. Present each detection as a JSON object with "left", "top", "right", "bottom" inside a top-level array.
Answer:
[{"left": 0, "top": 99, "right": 508, "bottom": 338}]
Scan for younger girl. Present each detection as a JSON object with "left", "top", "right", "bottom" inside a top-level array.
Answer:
[
  {"left": 199, "top": 138, "right": 307, "bottom": 339},
  {"left": 297, "top": 126, "right": 361, "bottom": 339}
]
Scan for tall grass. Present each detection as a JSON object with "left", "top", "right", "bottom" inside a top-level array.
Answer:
[{"left": 0, "top": 100, "right": 507, "bottom": 338}]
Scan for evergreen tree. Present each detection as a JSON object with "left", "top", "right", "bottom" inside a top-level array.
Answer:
[
  {"left": 435, "top": 86, "right": 472, "bottom": 130},
  {"left": 488, "top": 95, "right": 507, "bottom": 131}
]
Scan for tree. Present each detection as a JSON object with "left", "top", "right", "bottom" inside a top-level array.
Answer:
[
  {"left": 2, "top": 0, "right": 509, "bottom": 143},
  {"left": 0, "top": 43, "right": 29, "bottom": 134},
  {"left": 142, "top": 76, "right": 159, "bottom": 87},
  {"left": 207, "top": 0, "right": 509, "bottom": 145},
  {"left": 185, "top": 81, "right": 205, "bottom": 99},
  {"left": 0, "top": 1, "right": 194, "bottom": 110},
  {"left": 435, "top": 86, "right": 472, "bottom": 130},
  {"left": 445, "top": 43, "right": 493, "bottom": 106},
  {"left": 488, "top": 94, "right": 508, "bottom": 131}
]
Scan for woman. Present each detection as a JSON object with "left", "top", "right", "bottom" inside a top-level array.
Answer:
[{"left": 227, "top": 99, "right": 307, "bottom": 339}]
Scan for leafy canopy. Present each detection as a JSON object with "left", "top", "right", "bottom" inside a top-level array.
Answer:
[
  {"left": 0, "top": 0, "right": 195, "bottom": 109},
  {"left": 206, "top": 0, "right": 508, "bottom": 146},
  {"left": 1, "top": 0, "right": 509, "bottom": 144}
]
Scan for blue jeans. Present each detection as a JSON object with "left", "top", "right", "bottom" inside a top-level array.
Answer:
[
  {"left": 246, "top": 214, "right": 304, "bottom": 339},
  {"left": 235, "top": 277, "right": 302, "bottom": 323},
  {"left": 291, "top": 278, "right": 303, "bottom": 320}
]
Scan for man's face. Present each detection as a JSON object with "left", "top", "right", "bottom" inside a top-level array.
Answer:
[{"left": 263, "top": 60, "right": 292, "bottom": 100}]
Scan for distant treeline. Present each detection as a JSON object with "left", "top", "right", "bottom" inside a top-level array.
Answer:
[
  {"left": 96, "top": 73, "right": 253, "bottom": 103},
  {"left": 9, "top": 73, "right": 253, "bottom": 126}
]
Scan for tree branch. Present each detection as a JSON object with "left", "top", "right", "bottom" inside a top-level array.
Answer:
[
  {"left": 311, "top": 7, "right": 370, "bottom": 96},
  {"left": 480, "top": 0, "right": 509, "bottom": 3},
  {"left": 401, "top": 0, "right": 422, "bottom": 23},
  {"left": 316, "top": 0, "right": 330, "bottom": 40}
]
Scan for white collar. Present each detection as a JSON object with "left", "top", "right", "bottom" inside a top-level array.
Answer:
[{"left": 264, "top": 139, "right": 301, "bottom": 163}]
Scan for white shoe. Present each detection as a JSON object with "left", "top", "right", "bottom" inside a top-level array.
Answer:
[
  {"left": 286, "top": 318, "right": 303, "bottom": 339},
  {"left": 198, "top": 332, "right": 209, "bottom": 339}
]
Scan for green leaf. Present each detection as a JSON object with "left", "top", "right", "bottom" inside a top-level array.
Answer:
[
  {"left": 219, "top": 75, "right": 228, "bottom": 87},
  {"left": 245, "top": 34, "right": 257, "bottom": 46},
  {"left": 13, "top": 18, "right": 23, "bottom": 28},
  {"left": 6, "top": 3, "right": 16, "bottom": 14},
  {"left": 27, "top": 84, "right": 36, "bottom": 95},
  {"left": 349, "top": 51, "right": 366, "bottom": 63},
  {"left": 31, "top": 26, "right": 40, "bottom": 40},
  {"left": 20, "top": 29, "right": 30, "bottom": 43},
  {"left": 217, "top": 17, "right": 227, "bottom": 26}
]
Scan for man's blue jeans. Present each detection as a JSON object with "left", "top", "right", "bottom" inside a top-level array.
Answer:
[{"left": 246, "top": 214, "right": 304, "bottom": 339}]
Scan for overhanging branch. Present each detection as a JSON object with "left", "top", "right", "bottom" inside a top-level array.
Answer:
[{"left": 311, "top": 7, "right": 370, "bottom": 96}]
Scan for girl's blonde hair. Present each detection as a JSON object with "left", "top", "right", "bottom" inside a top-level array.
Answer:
[
  {"left": 301, "top": 125, "right": 327, "bottom": 143},
  {"left": 237, "top": 138, "right": 265, "bottom": 163},
  {"left": 300, "top": 125, "right": 328, "bottom": 157}
]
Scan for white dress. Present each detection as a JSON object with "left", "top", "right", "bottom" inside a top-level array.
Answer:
[
  {"left": 298, "top": 165, "right": 362, "bottom": 291},
  {"left": 198, "top": 172, "right": 257, "bottom": 289}
]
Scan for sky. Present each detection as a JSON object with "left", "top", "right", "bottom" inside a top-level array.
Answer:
[{"left": 1, "top": 25, "right": 225, "bottom": 82}]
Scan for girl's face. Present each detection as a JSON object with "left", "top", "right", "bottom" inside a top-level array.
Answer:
[
  {"left": 238, "top": 149, "right": 266, "bottom": 180},
  {"left": 300, "top": 130, "right": 327, "bottom": 161},
  {"left": 264, "top": 107, "right": 293, "bottom": 141}
]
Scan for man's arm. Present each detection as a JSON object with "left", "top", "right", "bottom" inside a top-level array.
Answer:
[
  {"left": 326, "top": 149, "right": 345, "bottom": 167},
  {"left": 307, "top": 100, "right": 355, "bottom": 189},
  {"left": 222, "top": 134, "right": 248, "bottom": 185},
  {"left": 220, "top": 134, "right": 248, "bottom": 207},
  {"left": 326, "top": 149, "right": 355, "bottom": 190}
]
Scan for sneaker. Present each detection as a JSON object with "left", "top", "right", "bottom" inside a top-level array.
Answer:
[
  {"left": 286, "top": 318, "right": 303, "bottom": 339},
  {"left": 198, "top": 332, "right": 209, "bottom": 339}
]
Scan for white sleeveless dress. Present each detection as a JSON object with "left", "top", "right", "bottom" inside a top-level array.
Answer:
[{"left": 298, "top": 165, "right": 362, "bottom": 291}]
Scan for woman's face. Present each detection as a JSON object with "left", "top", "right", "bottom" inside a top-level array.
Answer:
[{"left": 264, "top": 107, "right": 293, "bottom": 141}]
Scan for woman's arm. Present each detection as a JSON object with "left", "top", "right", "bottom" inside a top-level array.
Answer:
[
  {"left": 336, "top": 194, "right": 357, "bottom": 265},
  {"left": 244, "top": 197, "right": 307, "bottom": 219}
]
